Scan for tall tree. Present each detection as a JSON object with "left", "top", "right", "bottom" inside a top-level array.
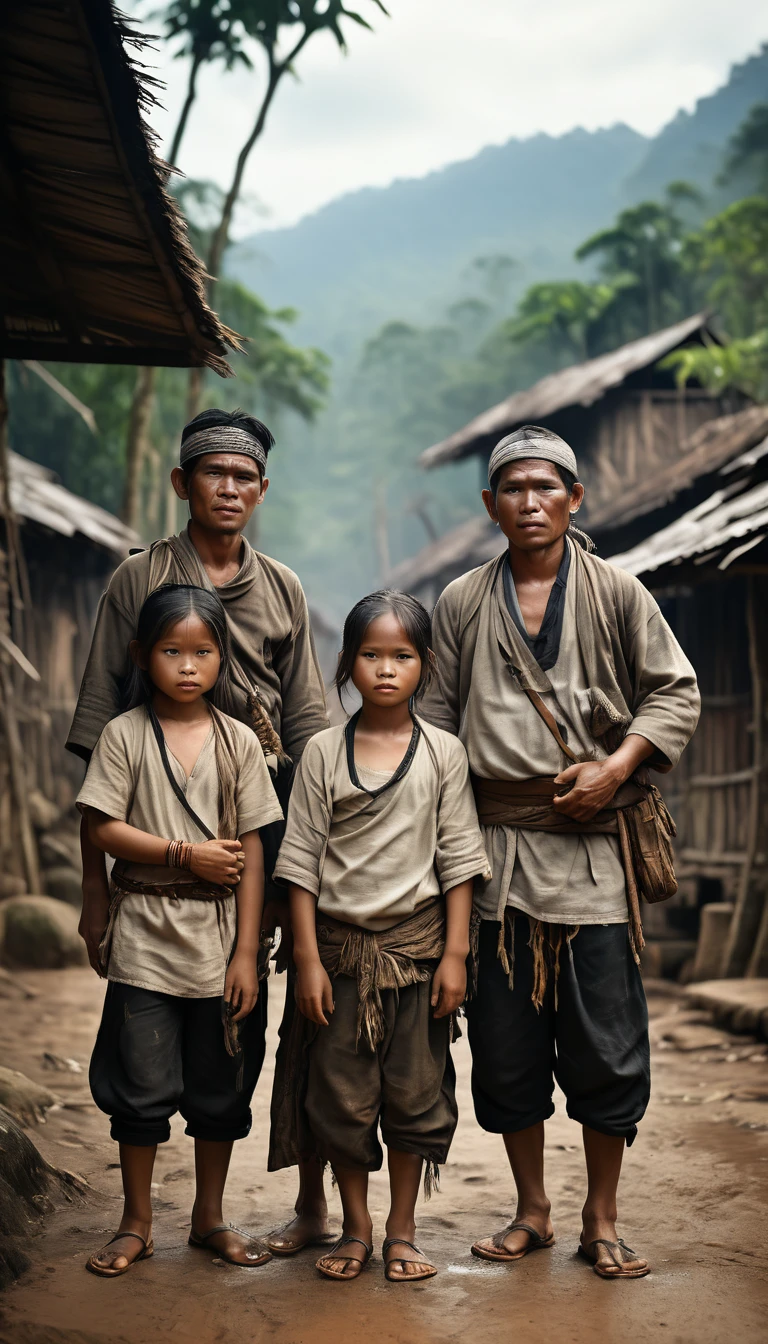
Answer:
[
  {"left": 719, "top": 103, "right": 768, "bottom": 198},
  {"left": 187, "top": 0, "right": 388, "bottom": 419}
]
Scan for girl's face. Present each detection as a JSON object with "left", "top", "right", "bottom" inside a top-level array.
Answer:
[
  {"left": 351, "top": 611, "right": 422, "bottom": 709},
  {"left": 143, "top": 614, "right": 222, "bottom": 704}
]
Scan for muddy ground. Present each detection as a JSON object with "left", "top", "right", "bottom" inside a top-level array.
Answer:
[{"left": 0, "top": 967, "right": 766, "bottom": 1344}]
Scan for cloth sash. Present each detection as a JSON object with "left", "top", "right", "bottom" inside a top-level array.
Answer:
[{"left": 471, "top": 774, "right": 644, "bottom": 832}]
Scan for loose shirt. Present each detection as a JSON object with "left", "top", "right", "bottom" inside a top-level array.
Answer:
[
  {"left": 421, "top": 538, "right": 700, "bottom": 927},
  {"left": 77, "top": 706, "right": 283, "bottom": 997},
  {"left": 274, "top": 719, "right": 490, "bottom": 931},
  {"left": 67, "top": 525, "right": 328, "bottom": 765}
]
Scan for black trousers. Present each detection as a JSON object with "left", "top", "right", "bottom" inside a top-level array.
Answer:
[
  {"left": 466, "top": 918, "right": 650, "bottom": 1145},
  {"left": 90, "top": 981, "right": 268, "bottom": 1146}
]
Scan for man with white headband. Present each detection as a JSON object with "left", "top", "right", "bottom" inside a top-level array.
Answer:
[
  {"left": 421, "top": 423, "right": 700, "bottom": 1279},
  {"left": 68, "top": 406, "right": 333, "bottom": 1266}
]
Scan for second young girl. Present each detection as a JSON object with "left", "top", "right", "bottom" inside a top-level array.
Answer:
[
  {"left": 271, "top": 590, "right": 489, "bottom": 1283},
  {"left": 78, "top": 584, "right": 283, "bottom": 1277}
]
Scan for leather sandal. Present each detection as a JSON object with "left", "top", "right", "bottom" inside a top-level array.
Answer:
[
  {"left": 188, "top": 1222, "right": 272, "bottom": 1267},
  {"left": 86, "top": 1231, "right": 154, "bottom": 1278},
  {"left": 471, "top": 1221, "right": 555, "bottom": 1262},
  {"left": 316, "top": 1235, "right": 373, "bottom": 1281},
  {"left": 383, "top": 1237, "right": 437, "bottom": 1283},
  {"left": 578, "top": 1237, "right": 649, "bottom": 1279},
  {"left": 264, "top": 1227, "right": 339, "bottom": 1256}
]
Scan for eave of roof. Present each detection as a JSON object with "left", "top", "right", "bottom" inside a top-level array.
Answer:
[
  {"left": 389, "top": 514, "right": 504, "bottom": 591},
  {"left": 420, "top": 312, "right": 714, "bottom": 470},
  {"left": 0, "top": 1, "right": 238, "bottom": 371},
  {"left": 10, "top": 450, "right": 139, "bottom": 556}
]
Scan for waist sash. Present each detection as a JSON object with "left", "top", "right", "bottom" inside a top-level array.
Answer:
[{"left": 471, "top": 774, "right": 644, "bottom": 833}]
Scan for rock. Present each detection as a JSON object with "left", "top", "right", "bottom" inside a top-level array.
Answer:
[
  {"left": 27, "top": 789, "right": 60, "bottom": 832},
  {"left": 0, "top": 874, "right": 26, "bottom": 900},
  {"left": 2, "top": 895, "right": 87, "bottom": 969},
  {"left": 42, "top": 865, "right": 83, "bottom": 908},
  {"left": 0, "top": 1067, "right": 59, "bottom": 1125}
]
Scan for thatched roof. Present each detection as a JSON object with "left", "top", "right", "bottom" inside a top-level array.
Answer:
[
  {"left": 420, "top": 312, "right": 717, "bottom": 469},
  {"left": 586, "top": 404, "right": 768, "bottom": 535},
  {"left": 610, "top": 435, "right": 768, "bottom": 581},
  {"left": 10, "top": 450, "right": 138, "bottom": 556},
  {"left": 389, "top": 515, "right": 503, "bottom": 595},
  {"left": 0, "top": 1, "right": 238, "bottom": 370}
]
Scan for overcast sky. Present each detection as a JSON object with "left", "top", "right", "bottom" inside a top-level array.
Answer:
[{"left": 136, "top": 0, "right": 767, "bottom": 233}]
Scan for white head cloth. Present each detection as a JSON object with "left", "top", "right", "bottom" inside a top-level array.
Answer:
[
  {"left": 487, "top": 424, "right": 578, "bottom": 486},
  {"left": 180, "top": 425, "right": 268, "bottom": 472}
]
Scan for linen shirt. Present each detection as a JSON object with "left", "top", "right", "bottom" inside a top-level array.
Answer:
[
  {"left": 77, "top": 706, "right": 283, "bottom": 997},
  {"left": 274, "top": 719, "right": 490, "bottom": 931}
]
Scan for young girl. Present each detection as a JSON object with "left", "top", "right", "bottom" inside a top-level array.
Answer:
[
  {"left": 271, "top": 590, "right": 489, "bottom": 1283},
  {"left": 78, "top": 584, "right": 283, "bottom": 1277}
]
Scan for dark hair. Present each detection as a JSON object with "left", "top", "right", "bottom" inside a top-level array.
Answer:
[
  {"left": 180, "top": 407, "right": 275, "bottom": 474},
  {"left": 122, "top": 584, "right": 234, "bottom": 713},
  {"left": 335, "top": 589, "right": 433, "bottom": 703},
  {"left": 490, "top": 460, "right": 577, "bottom": 496}
]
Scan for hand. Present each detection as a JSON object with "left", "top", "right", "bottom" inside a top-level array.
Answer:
[
  {"left": 189, "top": 839, "right": 244, "bottom": 887},
  {"left": 296, "top": 959, "right": 334, "bottom": 1026},
  {"left": 431, "top": 951, "right": 467, "bottom": 1018},
  {"left": 79, "top": 885, "right": 110, "bottom": 977},
  {"left": 553, "top": 758, "right": 622, "bottom": 823},
  {"left": 224, "top": 951, "right": 259, "bottom": 1022}
]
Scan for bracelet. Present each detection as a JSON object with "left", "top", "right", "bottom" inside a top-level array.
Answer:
[{"left": 165, "top": 840, "right": 194, "bottom": 870}]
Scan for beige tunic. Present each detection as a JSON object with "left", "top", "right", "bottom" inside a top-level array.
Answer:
[
  {"left": 67, "top": 525, "right": 328, "bottom": 765},
  {"left": 274, "top": 719, "right": 490, "bottom": 931},
  {"left": 421, "top": 538, "right": 701, "bottom": 926},
  {"left": 77, "top": 706, "right": 283, "bottom": 997}
]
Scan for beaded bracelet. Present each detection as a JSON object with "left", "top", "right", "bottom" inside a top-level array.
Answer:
[{"left": 165, "top": 840, "right": 193, "bottom": 870}]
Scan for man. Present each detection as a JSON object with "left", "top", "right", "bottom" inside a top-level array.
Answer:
[
  {"left": 420, "top": 424, "right": 699, "bottom": 1278},
  {"left": 68, "top": 407, "right": 333, "bottom": 1266}
]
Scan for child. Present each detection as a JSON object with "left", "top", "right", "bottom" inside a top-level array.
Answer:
[
  {"left": 272, "top": 590, "right": 490, "bottom": 1283},
  {"left": 78, "top": 584, "right": 283, "bottom": 1277}
]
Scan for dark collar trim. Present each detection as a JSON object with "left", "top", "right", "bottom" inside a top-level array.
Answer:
[{"left": 344, "top": 709, "right": 421, "bottom": 798}]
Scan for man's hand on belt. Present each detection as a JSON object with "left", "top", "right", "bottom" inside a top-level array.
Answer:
[{"left": 554, "top": 732, "right": 656, "bottom": 822}]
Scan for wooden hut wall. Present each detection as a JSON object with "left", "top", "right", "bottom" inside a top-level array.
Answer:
[{"left": 655, "top": 579, "right": 753, "bottom": 913}]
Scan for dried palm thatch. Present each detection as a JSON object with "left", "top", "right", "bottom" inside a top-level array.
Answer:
[{"left": 0, "top": 1, "right": 239, "bottom": 371}]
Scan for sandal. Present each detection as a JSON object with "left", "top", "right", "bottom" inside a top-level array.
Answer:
[
  {"left": 264, "top": 1226, "right": 339, "bottom": 1256},
  {"left": 188, "top": 1222, "right": 272, "bottom": 1267},
  {"left": 471, "top": 1221, "right": 555, "bottom": 1262},
  {"left": 382, "top": 1237, "right": 437, "bottom": 1283},
  {"left": 316, "top": 1235, "right": 373, "bottom": 1281},
  {"left": 578, "top": 1237, "right": 649, "bottom": 1279},
  {"left": 86, "top": 1231, "right": 154, "bottom": 1278}
]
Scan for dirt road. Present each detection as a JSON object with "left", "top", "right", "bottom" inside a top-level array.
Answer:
[{"left": 0, "top": 967, "right": 766, "bottom": 1344}]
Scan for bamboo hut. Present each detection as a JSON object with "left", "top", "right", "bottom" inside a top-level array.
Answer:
[
  {"left": 610, "top": 411, "right": 768, "bottom": 979},
  {"left": 0, "top": 0, "right": 239, "bottom": 893},
  {"left": 393, "top": 315, "right": 750, "bottom": 603}
]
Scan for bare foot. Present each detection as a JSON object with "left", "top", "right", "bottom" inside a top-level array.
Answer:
[
  {"left": 266, "top": 1207, "right": 333, "bottom": 1255},
  {"left": 383, "top": 1234, "right": 437, "bottom": 1282},
  {"left": 316, "top": 1226, "right": 373, "bottom": 1280},
  {"left": 190, "top": 1222, "right": 271, "bottom": 1266},
  {"left": 472, "top": 1205, "right": 554, "bottom": 1261}
]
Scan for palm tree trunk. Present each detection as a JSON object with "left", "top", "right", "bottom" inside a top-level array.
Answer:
[
  {"left": 121, "top": 366, "right": 156, "bottom": 530},
  {"left": 167, "top": 51, "right": 203, "bottom": 166}
]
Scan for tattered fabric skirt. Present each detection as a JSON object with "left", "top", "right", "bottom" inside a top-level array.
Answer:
[{"left": 268, "top": 898, "right": 458, "bottom": 1193}]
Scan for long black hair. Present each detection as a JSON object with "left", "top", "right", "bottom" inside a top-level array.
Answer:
[
  {"left": 122, "top": 584, "right": 235, "bottom": 714},
  {"left": 335, "top": 589, "right": 434, "bottom": 703}
]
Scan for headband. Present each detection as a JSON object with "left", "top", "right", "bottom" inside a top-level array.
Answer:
[
  {"left": 488, "top": 425, "right": 578, "bottom": 485},
  {"left": 179, "top": 425, "right": 268, "bottom": 472}
]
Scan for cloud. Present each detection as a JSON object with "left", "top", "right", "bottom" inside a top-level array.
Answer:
[{"left": 138, "top": 0, "right": 767, "bottom": 229}]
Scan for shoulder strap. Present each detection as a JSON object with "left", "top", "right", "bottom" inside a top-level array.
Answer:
[
  {"left": 521, "top": 685, "right": 580, "bottom": 764},
  {"left": 146, "top": 704, "right": 215, "bottom": 840}
]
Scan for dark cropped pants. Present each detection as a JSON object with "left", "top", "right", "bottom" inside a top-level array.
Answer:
[
  {"left": 466, "top": 918, "right": 650, "bottom": 1145},
  {"left": 90, "top": 980, "right": 267, "bottom": 1146}
]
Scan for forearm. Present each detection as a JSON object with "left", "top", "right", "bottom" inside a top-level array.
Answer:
[
  {"left": 443, "top": 879, "right": 473, "bottom": 958},
  {"left": 234, "top": 831, "right": 264, "bottom": 955},
  {"left": 289, "top": 885, "right": 321, "bottom": 965},
  {"left": 86, "top": 811, "right": 171, "bottom": 865},
  {"left": 607, "top": 732, "right": 655, "bottom": 784},
  {"left": 80, "top": 816, "right": 110, "bottom": 901}
]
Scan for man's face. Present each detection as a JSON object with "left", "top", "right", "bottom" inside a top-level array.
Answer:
[
  {"left": 481, "top": 458, "right": 583, "bottom": 551},
  {"left": 171, "top": 453, "right": 269, "bottom": 535}
]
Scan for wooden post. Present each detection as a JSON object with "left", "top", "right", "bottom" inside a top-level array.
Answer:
[
  {"left": 721, "top": 576, "right": 768, "bottom": 975},
  {"left": 0, "top": 361, "right": 41, "bottom": 893},
  {"left": 121, "top": 366, "right": 156, "bottom": 530}
]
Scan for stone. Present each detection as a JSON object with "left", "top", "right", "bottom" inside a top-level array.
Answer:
[
  {"left": 42, "top": 865, "right": 83, "bottom": 908},
  {"left": 0, "top": 1067, "right": 59, "bottom": 1125},
  {"left": 2, "top": 895, "right": 87, "bottom": 969}
]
